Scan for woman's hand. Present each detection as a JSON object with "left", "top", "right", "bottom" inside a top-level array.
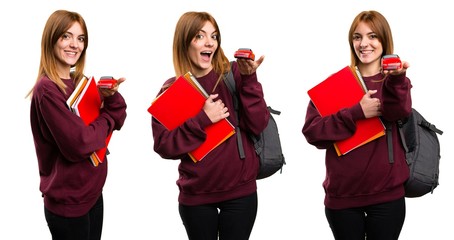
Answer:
[
  {"left": 383, "top": 61, "right": 410, "bottom": 76},
  {"left": 203, "top": 94, "right": 229, "bottom": 123},
  {"left": 99, "top": 77, "right": 126, "bottom": 97},
  {"left": 360, "top": 90, "right": 382, "bottom": 118},
  {"left": 236, "top": 55, "right": 265, "bottom": 75}
]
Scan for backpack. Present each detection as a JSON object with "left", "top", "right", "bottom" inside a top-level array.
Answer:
[
  {"left": 223, "top": 67, "right": 285, "bottom": 179},
  {"left": 387, "top": 108, "right": 443, "bottom": 197}
]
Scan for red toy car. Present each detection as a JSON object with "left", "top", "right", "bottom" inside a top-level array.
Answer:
[
  {"left": 234, "top": 48, "right": 255, "bottom": 61},
  {"left": 97, "top": 76, "right": 117, "bottom": 89},
  {"left": 381, "top": 54, "right": 402, "bottom": 70}
]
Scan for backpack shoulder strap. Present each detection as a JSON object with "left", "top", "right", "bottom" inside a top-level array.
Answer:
[
  {"left": 386, "top": 121, "right": 395, "bottom": 164},
  {"left": 397, "top": 119, "right": 409, "bottom": 153},
  {"left": 386, "top": 118, "right": 409, "bottom": 165},
  {"left": 224, "top": 65, "right": 237, "bottom": 107},
  {"left": 223, "top": 62, "right": 245, "bottom": 159}
]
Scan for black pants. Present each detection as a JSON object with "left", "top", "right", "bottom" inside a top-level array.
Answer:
[
  {"left": 44, "top": 194, "right": 104, "bottom": 240},
  {"left": 179, "top": 192, "right": 258, "bottom": 240},
  {"left": 325, "top": 197, "right": 406, "bottom": 240}
]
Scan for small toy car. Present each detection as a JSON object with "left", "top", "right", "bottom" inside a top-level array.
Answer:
[
  {"left": 97, "top": 76, "right": 117, "bottom": 89},
  {"left": 234, "top": 48, "right": 255, "bottom": 61},
  {"left": 381, "top": 54, "right": 402, "bottom": 70}
]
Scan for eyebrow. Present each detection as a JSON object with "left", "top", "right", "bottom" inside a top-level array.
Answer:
[
  {"left": 353, "top": 31, "right": 376, "bottom": 36},
  {"left": 65, "top": 32, "right": 86, "bottom": 39},
  {"left": 199, "top": 29, "right": 218, "bottom": 35}
]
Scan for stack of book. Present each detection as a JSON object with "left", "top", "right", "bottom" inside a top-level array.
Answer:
[
  {"left": 67, "top": 76, "right": 112, "bottom": 166},
  {"left": 307, "top": 66, "right": 386, "bottom": 156},
  {"left": 148, "top": 72, "right": 235, "bottom": 162}
]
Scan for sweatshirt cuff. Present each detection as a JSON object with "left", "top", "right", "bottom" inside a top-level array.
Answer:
[
  {"left": 196, "top": 110, "right": 213, "bottom": 129},
  {"left": 385, "top": 72, "right": 407, "bottom": 87},
  {"left": 102, "top": 91, "right": 121, "bottom": 104},
  {"left": 351, "top": 103, "right": 366, "bottom": 120},
  {"left": 239, "top": 72, "right": 258, "bottom": 85}
]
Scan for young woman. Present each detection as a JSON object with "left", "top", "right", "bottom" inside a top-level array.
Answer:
[
  {"left": 151, "top": 11, "right": 269, "bottom": 240},
  {"left": 302, "top": 10, "right": 412, "bottom": 240},
  {"left": 27, "top": 10, "right": 127, "bottom": 240}
]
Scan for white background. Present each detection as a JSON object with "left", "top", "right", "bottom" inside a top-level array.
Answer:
[{"left": 1, "top": 0, "right": 452, "bottom": 239}]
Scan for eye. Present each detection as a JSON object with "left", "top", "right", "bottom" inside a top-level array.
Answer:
[
  {"left": 62, "top": 33, "right": 71, "bottom": 40},
  {"left": 211, "top": 34, "right": 218, "bottom": 41},
  {"left": 369, "top": 34, "right": 378, "bottom": 39},
  {"left": 78, "top": 36, "right": 85, "bottom": 43},
  {"left": 195, "top": 34, "right": 204, "bottom": 40},
  {"left": 352, "top": 35, "right": 361, "bottom": 41}
]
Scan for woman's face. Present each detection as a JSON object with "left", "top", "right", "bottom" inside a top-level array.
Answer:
[
  {"left": 352, "top": 21, "right": 383, "bottom": 68},
  {"left": 54, "top": 22, "right": 85, "bottom": 78},
  {"left": 188, "top": 21, "right": 218, "bottom": 77}
]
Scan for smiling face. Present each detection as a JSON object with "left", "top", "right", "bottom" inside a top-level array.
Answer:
[
  {"left": 187, "top": 21, "right": 218, "bottom": 77},
  {"left": 54, "top": 22, "right": 85, "bottom": 78},
  {"left": 352, "top": 21, "right": 383, "bottom": 74}
]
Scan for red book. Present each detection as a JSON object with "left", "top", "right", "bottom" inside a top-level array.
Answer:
[
  {"left": 307, "top": 66, "right": 386, "bottom": 156},
  {"left": 148, "top": 72, "right": 235, "bottom": 162},
  {"left": 67, "top": 76, "right": 112, "bottom": 166}
]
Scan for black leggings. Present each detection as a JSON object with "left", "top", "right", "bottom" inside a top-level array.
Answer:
[
  {"left": 44, "top": 194, "right": 104, "bottom": 240},
  {"left": 179, "top": 192, "right": 258, "bottom": 240},
  {"left": 325, "top": 197, "right": 406, "bottom": 240}
]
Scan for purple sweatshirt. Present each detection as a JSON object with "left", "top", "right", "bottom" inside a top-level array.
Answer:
[
  {"left": 152, "top": 62, "right": 269, "bottom": 206},
  {"left": 30, "top": 76, "right": 127, "bottom": 217},
  {"left": 303, "top": 71, "right": 412, "bottom": 209}
]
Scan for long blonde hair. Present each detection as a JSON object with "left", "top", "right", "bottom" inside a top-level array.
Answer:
[{"left": 26, "top": 10, "right": 88, "bottom": 98}]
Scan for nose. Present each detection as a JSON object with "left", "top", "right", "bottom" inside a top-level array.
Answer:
[
  {"left": 205, "top": 38, "right": 215, "bottom": 47},
  {"left": 360, "top": 38, "right": 369, "bottom": 48},
  {"left": 69, "top": 37, "right": 79, "bottom": 49}
]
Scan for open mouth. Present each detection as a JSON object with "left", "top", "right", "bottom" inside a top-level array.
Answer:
[{"left": 201, "top": 51, "right": 212, "bottom": 61}]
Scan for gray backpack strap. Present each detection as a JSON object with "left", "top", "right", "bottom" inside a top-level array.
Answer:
[
  {"left": 397, "top": 119, "right": 409, "bottom": 153},
  {"left": 397, "top": 118, "right": 412, "bottom": 166},
  {"left": 422, "top": 119, "right": 443, "bottom": 135},
  {"left": 388, "top": 119, "right": 409, "bottom": 165},
  {"left": 386, "top": 122, "right": 394, "bottom": 163},
  {"left": 388, "top": 117, "right": 414, "bottom": 164},
  {"left": 223, "top": 63, "right": 246, "bottom": 159}
]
